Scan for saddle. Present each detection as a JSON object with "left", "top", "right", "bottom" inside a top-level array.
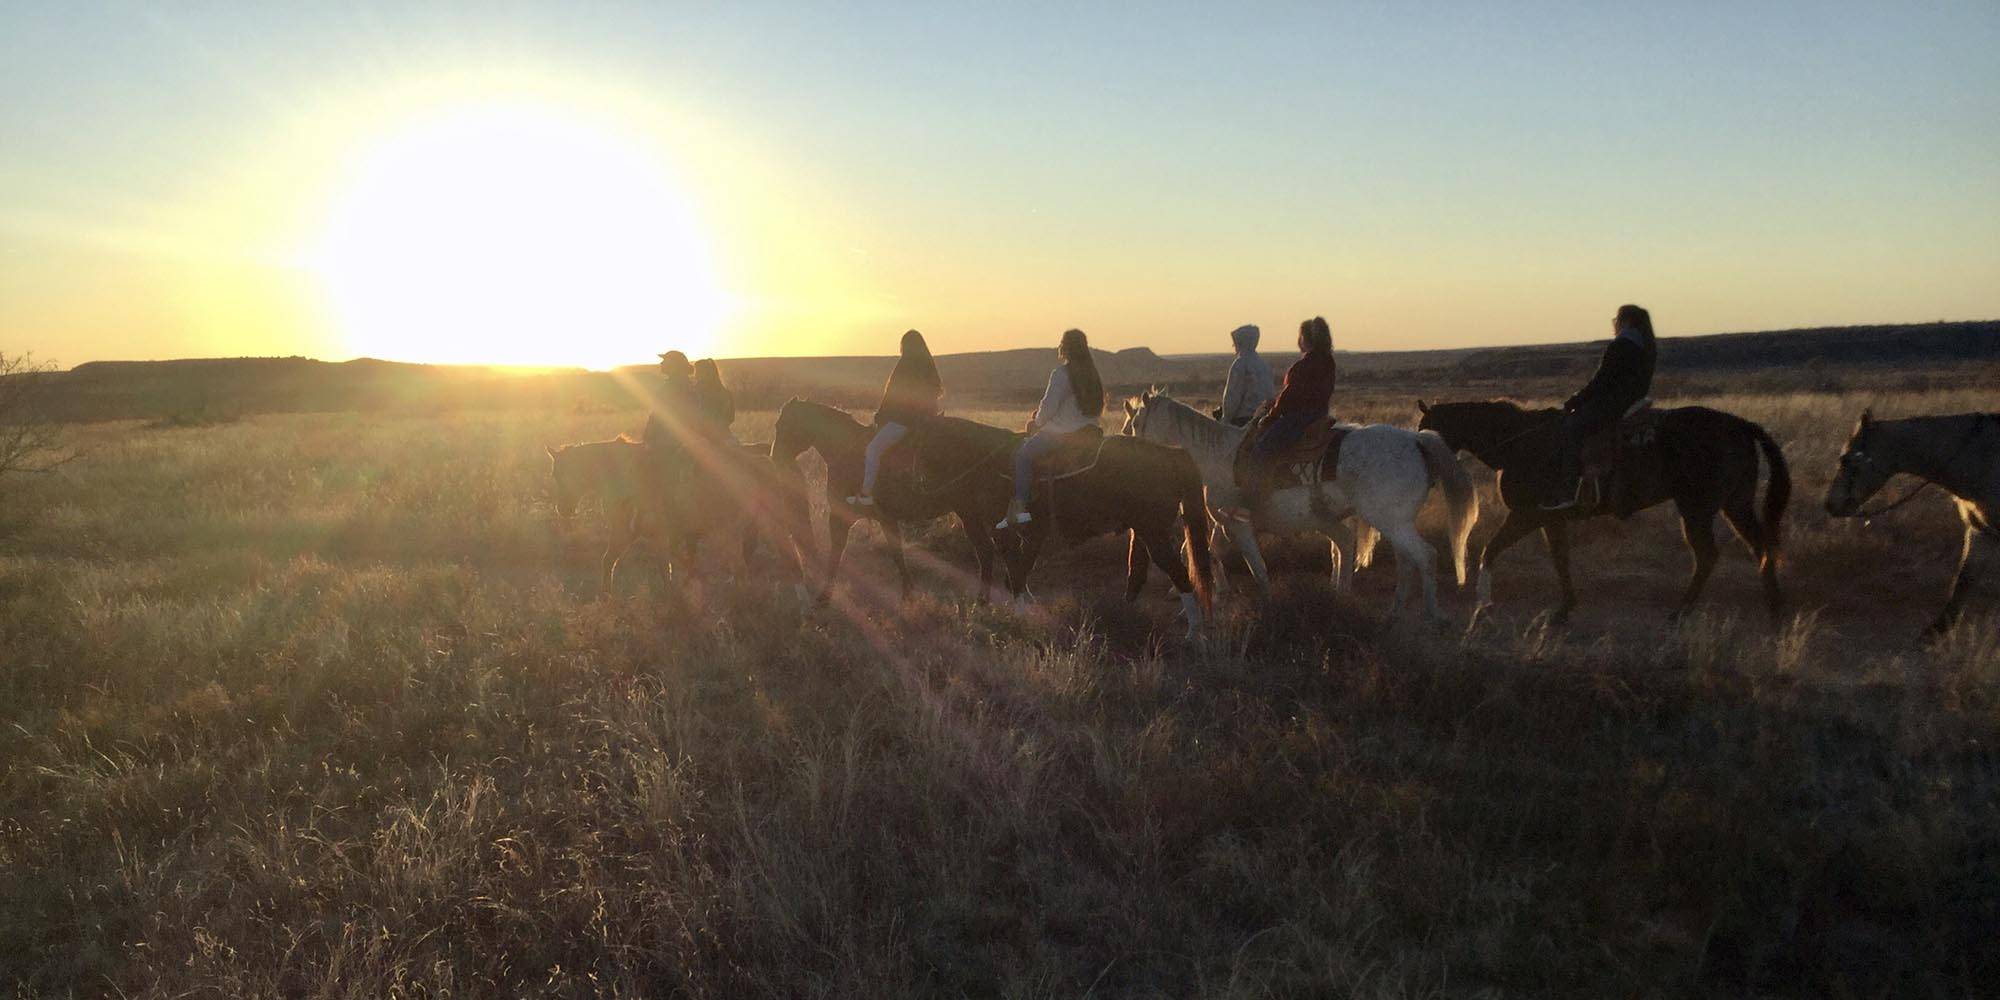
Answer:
[
  {"left": 1577, "top": 399, "right": 1662, "bottom": 516},
  {"left": 1231, "top": 418, "right": 1351, "bottom": 493},
  {"left": 1036, "top": 426, "right": 1108, "bottom": 479}
]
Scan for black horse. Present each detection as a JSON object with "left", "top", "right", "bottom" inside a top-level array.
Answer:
[
  {"left": 908, "top": 415, "right": 1215, "bottom": 638},
  {"left": 1417, "top": 399, "right": 1789, "bottom": 624},
  {"left": 769, "top": 398, "right": 1016, "bottom": 603}
]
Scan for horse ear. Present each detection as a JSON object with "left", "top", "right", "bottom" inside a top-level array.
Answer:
[
  {"left": 1859, "top": 407, "right": 1873, "bottom": 426},
  {"left": 1123, "top": 397, "right": 1138, "bottom": 416},
  {"left": 544, "top": 444, "right": 558, "bottom": 458},
  {"left": 1417, "top": 399, "right": 1430, "bottom": 414}
]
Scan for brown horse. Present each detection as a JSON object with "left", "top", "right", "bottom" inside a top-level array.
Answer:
[
  {"left": 769, "top": 398, "right": 1017, "bottom": 603},
  {"left": 1825, "top": 410, "right": 2000, "bottom": 637},
  {"left": 907, "top": 415, "right": 1214, "bottom": 638},
  {"left": 1417, "top": 399, "right": 1789, "bottom": 624},
  {"left": 547, "top": 435, "right": 809, "bottom": 593}
]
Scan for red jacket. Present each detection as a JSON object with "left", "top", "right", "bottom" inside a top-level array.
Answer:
[{"left": 1267, "top": 349, "right": 1336, "bottom": 422}]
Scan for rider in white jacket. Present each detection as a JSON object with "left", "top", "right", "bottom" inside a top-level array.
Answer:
[{"left": 1219, "top": 324, "right": 1275, "bottom": 427}]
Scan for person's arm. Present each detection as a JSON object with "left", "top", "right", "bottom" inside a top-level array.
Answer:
[
  {"left": 1221, "top": 359, "right": 1246, "bottom": 420},
  {"left": 1028, "top": 369, "right": 1063, "bottom": 431},
  {"left": 1566, "top": 340, "right": 1640, "bottom": 411}
]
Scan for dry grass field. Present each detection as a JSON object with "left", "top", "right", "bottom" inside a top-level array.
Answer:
[{"left": 3, "top": 380, "right": 1997, "bottom": 996}]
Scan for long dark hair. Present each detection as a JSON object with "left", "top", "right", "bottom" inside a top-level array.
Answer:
[
  {"left": 692, "top": 358, "right": 726, "bottom": 390},
  {"left": 897, "top": 329, "right": 940, "bottom": 388},
  {"left": 1299, "top": 316, "right": 1332, "bottom": 355},
  {"left": 1060, "top": 328, "right": 1104, "bottom": 418},
  {"left": 1615, "top": 304, "right": 1654, "bottom": 343}
]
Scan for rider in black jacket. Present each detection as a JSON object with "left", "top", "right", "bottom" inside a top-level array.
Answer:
[{"left": 1544, "top": 305, "right": 1657, "bottom": 510}]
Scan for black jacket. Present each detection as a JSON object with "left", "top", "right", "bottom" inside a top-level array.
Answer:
[
  {"left": 873, "top": 356, "right": 943, "bottom": 427},
  {"left": 1565, "top": 336, "right": 1655, "bottom": 428}
]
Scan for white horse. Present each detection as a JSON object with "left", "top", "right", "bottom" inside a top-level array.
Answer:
[{"left": 1120, "top": 389, "right": 1478, "bottom": 622}]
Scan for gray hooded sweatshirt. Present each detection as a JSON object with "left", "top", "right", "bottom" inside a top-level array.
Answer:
[{"left": 1220, "top": 324, "right": 1276, "bottom": 425}]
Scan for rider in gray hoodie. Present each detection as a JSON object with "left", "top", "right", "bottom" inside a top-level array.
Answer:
[{"left": 1218, "top": 324, "right": 1276, "bottom": 427}]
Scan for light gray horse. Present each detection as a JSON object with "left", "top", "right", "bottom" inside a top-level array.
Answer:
[
  {"left": 1121, "top": 388, "right": 1477, "bottom": 623},
  {"left": 1826, "top": 409, "right": 2000, "bottom": 636}
]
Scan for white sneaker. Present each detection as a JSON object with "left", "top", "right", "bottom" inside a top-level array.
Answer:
[
  {"left": 845, "top": 495, "right": 875, "bottom": 508},
  {"left": 994, "top": 507, "right": 1032, "bottom": 532}
]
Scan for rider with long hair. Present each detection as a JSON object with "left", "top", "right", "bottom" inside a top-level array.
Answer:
[
  {"left": 1544, "top": 304, "right": 1657, "bottom": 510},
  {"left": 849, "top": 329, "right": 944, "bottom": 508},
  {"left": 998, "top": 328, "right": 1104, "bottom": 530},
  {"left": 1239, "top": 316, "right": 1336, "bottom": 512},
  {"left": 692, "top": 358, "right": 737, "bottom": 439}
]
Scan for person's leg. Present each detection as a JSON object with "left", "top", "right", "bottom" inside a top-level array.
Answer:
[
  {"left": 1543, "top": 411, "right": 1590, "bottom": 510},
  {"left": 1013, "top": 431, "right": 1060, "bottom": 506},
  {"left": 858, "top": 422, "right": 907, "bottom": 498}
]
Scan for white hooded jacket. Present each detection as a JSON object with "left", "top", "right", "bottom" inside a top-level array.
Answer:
[{"left": 1220, "top": 324, "right": 1276, "bottom": 425}]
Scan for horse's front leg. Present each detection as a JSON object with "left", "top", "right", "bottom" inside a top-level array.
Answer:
[
  {"left": 1540, "top": 522, "right": 1577, "bottom": 624},
  {"left": 1472, "top": 510, "right": 1537, "bottom": 609},
  {"left": 819, "top": 505, "right": 854, "bottom": 603},
  {"left": 882, "top": 519, "right": 913, "bottom": 600},
  {"left": 1222, "top": 515, "right": 1271, "bottom": 599},
  {"left": 1928, "top": 525, "right": 1991, "bottom": 638}
]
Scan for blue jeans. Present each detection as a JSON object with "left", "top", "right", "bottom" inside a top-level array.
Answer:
[
  {"left": 860, "top": 422, "right": 908, "bottom": 495},
  {"left": 1013, "top": 430, "right": 1067, "bottom": 505},
  {"left": 1251, "top": 411, "right": 1317, "bottom": 461}
]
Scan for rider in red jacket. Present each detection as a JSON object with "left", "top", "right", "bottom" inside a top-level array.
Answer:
[{"left": 1239, "top": 317, "right": 1336, "bottom": 512}]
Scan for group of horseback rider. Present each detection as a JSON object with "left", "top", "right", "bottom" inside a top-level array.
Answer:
[{"left": 643, "top": 305, "right": 1660, "bottom": 523}]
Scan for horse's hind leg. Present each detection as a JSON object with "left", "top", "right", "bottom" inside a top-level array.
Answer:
[
  {"left": 1721, "top": 497, "right": 1783, "bottom": 623},
  {"left": 960, "top": 518, "right": 996, "bottom": 604},
  {"left": 1381, "top": 522, "right": 1442, "bottom": 622},
  {"left": 1126, "top": 530, "right": 1153, "bottom": 601},
  {"left": 1673, "top": 502, "right": 1721, "bottom": 620}
]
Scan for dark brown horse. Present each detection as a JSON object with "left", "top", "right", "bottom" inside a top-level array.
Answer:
[
  {"left": 1417, "top": 399, "right": 1789, "bottom": 624},
  {"left": 908, "top": 415, "right": 1215, "bottom": 638},
  {"left": 769, "top": 398, "right": 1016, "bottom": 603}
]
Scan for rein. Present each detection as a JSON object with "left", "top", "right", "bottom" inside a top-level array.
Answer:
[{"left": 910, "top": 434, "right": 1017, "bottom": 499}]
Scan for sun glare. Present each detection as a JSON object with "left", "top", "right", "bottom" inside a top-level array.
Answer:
[{"left": 311, "top": 102, "right": 727, "bottom": 369}]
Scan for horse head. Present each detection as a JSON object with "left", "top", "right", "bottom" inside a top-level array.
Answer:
[{"left": 1825, "top": 408, "right": 1885, "bottom": 517}]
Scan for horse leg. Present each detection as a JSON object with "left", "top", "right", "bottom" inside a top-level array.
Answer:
[
  {"left": 1928, "top": 525, "right": 1991, "bottom": 638},
  {"left": 1141, "top": 522, "right": 1203, "bottom": 638},
  {"left": 601, "top": 502, "right": 635, "bottom": 594},
  {"left": 1474, "top": 511, "right": 1537, "bottom": 611},
  {"left": 1126, "top": 529, "right": 1153, "bottom": 601},
  {"left": 960, "top": 518, "right": 996, "bottom": 604},
  {"left": 1226, "top": 516, "right": 1271, "bottom": 599},
  {"left": 1382, "top": 522, "right": 1442, "bottom": 623},
  {"left": 1541, "top": 523, "right": 1578, "bottom": 624},
  {"left": 1721, "top": 497, "right": 1783, "bottom": 624},
  {"left": 1673, "top": 502, "right": 1721, "bottom": 621},
  {"left": 1010, "top": 524, "right": 1048, "bottom": 609},
  {"left": 819, "top": 508, "right": 853, "bottom": 603},
  {"left": 883, "top": 519, "right": 913, "bottom": 600}
]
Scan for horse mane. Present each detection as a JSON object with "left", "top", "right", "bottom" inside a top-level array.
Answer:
[{"left": 1137, "top": 390, "right": 1246, "bottom": 453}]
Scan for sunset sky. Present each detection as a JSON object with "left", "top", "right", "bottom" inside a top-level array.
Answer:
[{"left": 4, "top": 2, "right": 1996, "bottom": 369}]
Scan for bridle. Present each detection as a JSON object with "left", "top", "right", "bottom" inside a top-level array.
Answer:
[{"left": 1843, "top": 414, "right": 1992, "bottom": 521}]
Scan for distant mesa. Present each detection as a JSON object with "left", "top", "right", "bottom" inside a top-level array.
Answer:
[{"left": 29, "top": 320, "right": 1999, "bottom": 424}]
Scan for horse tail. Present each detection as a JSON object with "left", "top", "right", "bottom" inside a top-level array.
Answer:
[
  {"left": 1417, "top": 430, "right": 1479, "bottom": 586},
  {"left": 1174, "top": 450, "right": 1215, "bottom": 616},
  {"left": 1747, "top": 420, "right": 1790, "bottom": 565}
]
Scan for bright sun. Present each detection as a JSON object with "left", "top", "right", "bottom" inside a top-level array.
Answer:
[{"left": 312, "top": 102, "right": 727, "bottom": 370}]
